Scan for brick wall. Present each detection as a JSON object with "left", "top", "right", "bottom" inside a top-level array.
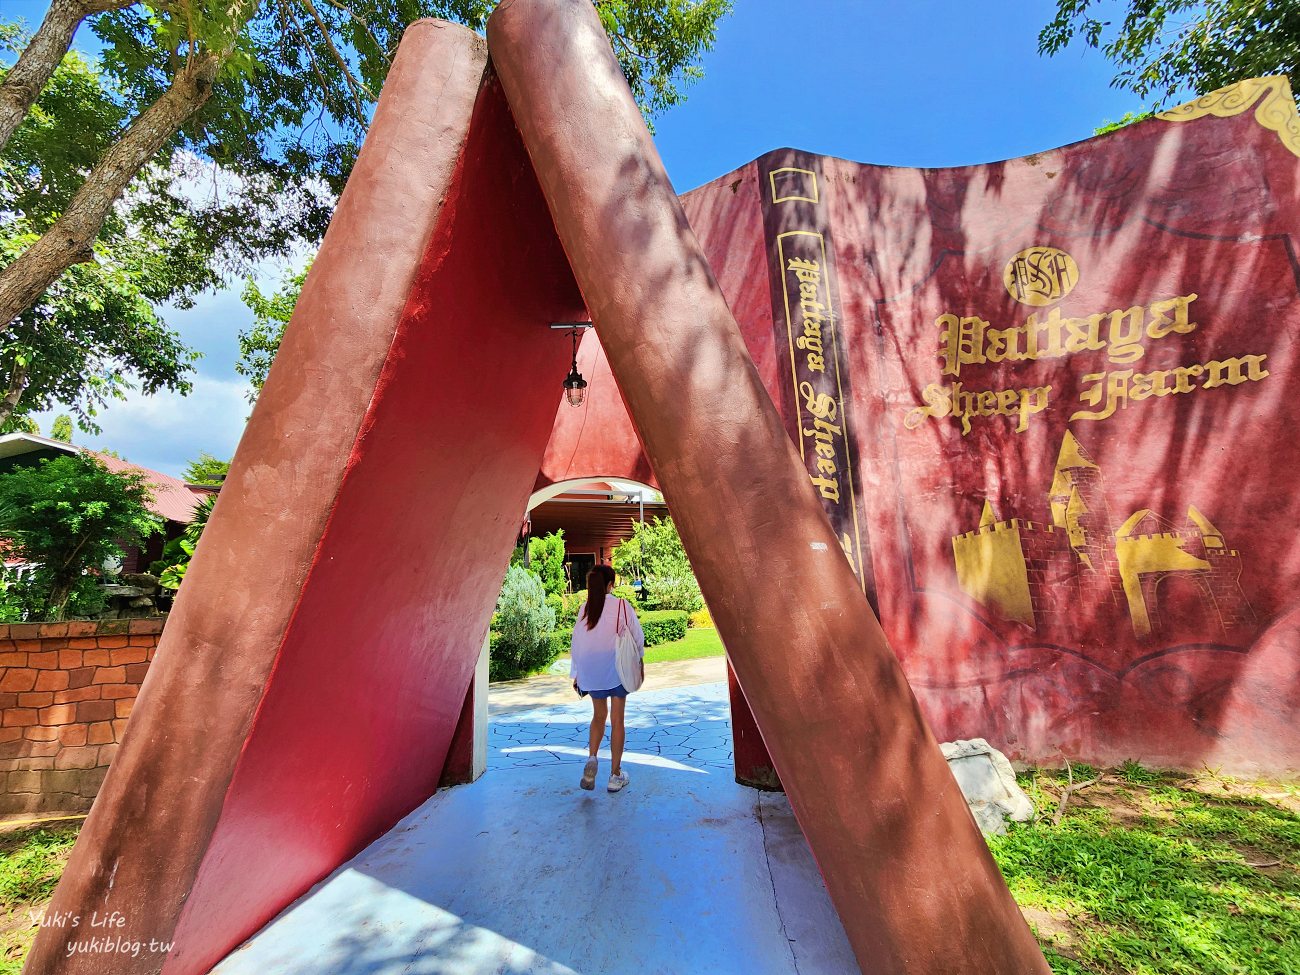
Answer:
[{"left": 0, "top": 618, "right": 162, "bottom": 816}]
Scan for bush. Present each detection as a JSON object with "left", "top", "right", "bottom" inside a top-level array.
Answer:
[
  {"left": 545, "top": 628, "right": 573, "bottom": 659},
  {"left": 490, "top": 565, "right": 557, "bottom": 681},
  {"left": 689, "top": 607, "right": 713, "bottom": 628},
  {"left": 640, "top": 609, "right": 688, "bottom": 646},
  {"left": 555, "top": 591, "right": 582, "bottom": 627},
  {"left": 641, "top": 573, "right": 703, "bottom": 613},
  {"left": 0, "top": 454, "right": 160, "bottom": 620},
  {"left": 510, "top": 530, "right": 566, "bottom": 596}
]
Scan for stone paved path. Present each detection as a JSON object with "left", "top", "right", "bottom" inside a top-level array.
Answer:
[
  {"left": 487, "top": 654, "right": 726, "bottom": 718},
  {"left": 490, "top": 679, "right": 734, "bottom": 773},
  {"left": 211, "top": 666, "right": 861, "bottom": 975}
]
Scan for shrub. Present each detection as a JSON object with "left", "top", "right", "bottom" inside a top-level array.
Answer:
[
  {"left": 640, "top": 609, "right": 688, "bottom": 646},
  {"left": 642, "top": 573, "right": 703, "bottom": 612},
  {"left": 490, "top": 565, "right": 557, "bottom": 681},
  {"left": 556, "top": 591, "right": 582, "bottom": 627},
  {"left": 153, "top": 493, "right": 216, "bottom": 590},
  {"left": 0, "top": 454, "right": 160, "bottom": 620},
  {"left": 612, "top": 515, "right": 692, "bottom": 579},
  {"left": 545, "top": 628, "right": 573, "bottom": 659},
  {"left": 510, "top": 530, "right": 566, "bottom": 596},
  {"left": 689, "top": 607, "right": 713, "bottom": 629}
]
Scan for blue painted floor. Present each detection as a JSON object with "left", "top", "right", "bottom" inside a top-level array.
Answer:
[{"left": 211, "top": 681, "right": 860, "bottom": 975}]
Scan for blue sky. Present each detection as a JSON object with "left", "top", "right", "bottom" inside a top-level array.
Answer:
[{"left": 10, "top": 0, "right": 1167, "bottom": 477}]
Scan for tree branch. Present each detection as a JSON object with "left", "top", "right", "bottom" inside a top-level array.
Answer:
[
  {"left": 0, "top": 0, "right": 133, "bottom": 153},
  {"left": 316, "top": 0, "right": 390, "bottom": 61},
  {"left": 0, "top": 52, "right": 222, "bottom": 333},
  {"left": 297, "top": 0, "right": 374, "bottom": 120},
  {"left": 0, "top": 361, "right": 31, "bottom": 430}
]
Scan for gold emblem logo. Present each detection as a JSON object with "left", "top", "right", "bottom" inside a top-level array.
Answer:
[{"left": 1003, "top": 246, "right": 1079, "bottom": 306}]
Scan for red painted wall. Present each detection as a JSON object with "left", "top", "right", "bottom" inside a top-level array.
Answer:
[
  {"left": 163, "top": 75, "right": 586, "bottom": 975},
  {"left": 540, "top": 85, "right": 1300, "bottom": 776}
]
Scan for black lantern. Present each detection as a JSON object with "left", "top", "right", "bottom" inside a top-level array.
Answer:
[
  {"left": 552, "top": 321, "right": 593, "bottom": 408},
  {"left": 563, "top": 363, "right": 588, "bottom": 407}
]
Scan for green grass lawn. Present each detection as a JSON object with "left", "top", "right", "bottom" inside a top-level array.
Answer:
[
  {"left": 1, "top": 820, "right": 82, "bottom": 975},
  {"left": 990, "top": 765, "right": 1299, "bottom": 974},
  {"left": 2, "top": 767, "right": 1296, "bottom": 974},
  {"left": 643, "top": 626, "right": 725, "bottom": 664}
]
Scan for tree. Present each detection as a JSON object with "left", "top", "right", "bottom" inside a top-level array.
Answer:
[
  {"left": 0, "top": 1, "right": 733, "bottom": 340},
  {"left": 0, "top": 38, "right": 216, "bottom": 429},
  {"left": 50, "top": 413, "right": 73, "bottom": 441},
  {"left": 238, "top": 262, "right": 309, "bottom": 402},
  {"left": 511, "top": 529, "right": 566, "bottom": 595},
  {"left": 183, "top": 452, "right": 229, "bottom": 485},
  {"left": 1040, "top": 1, "right": 1299, "bottom": 107},
  {"left": 611, "top": 515, "right": 702, "bottom": 611},
  {"left": 0, "top": 212, "right": 199, "bottom": 431},
  {"left": 0, "top": 452, "right": 160, "bottom": 619},
  {"left": 491, "top": 564, "right": 556, "bottom": 680}
]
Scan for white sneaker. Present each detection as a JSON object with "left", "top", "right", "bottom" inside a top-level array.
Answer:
[
  {"left": 607, "top": 770, "right": 629, "bottom": 793},
  {"left": 579, "top": 757, "right": 598, "bottom": 790}
]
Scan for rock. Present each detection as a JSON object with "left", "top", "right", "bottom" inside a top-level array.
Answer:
[
  {"left": 940, "top": 738, "right": 1035, "bottom": 836},
  {"left": 100, "top": 585, "right": 150, "bottom": 599},
  {"left": 121, "top": 572, "right": 160, "bottom": 590},
  {"left": 127, "top": 596, "right": 155, "bottom": 609}
]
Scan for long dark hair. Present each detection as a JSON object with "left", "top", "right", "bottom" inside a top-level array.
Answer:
[{"left": 582, "top": 564, "right": 617, "bottom": 629}]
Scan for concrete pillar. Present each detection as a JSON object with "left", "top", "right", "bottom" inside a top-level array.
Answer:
[{"left": 487, "top": 2, "right": 1050, "bottom": 972}]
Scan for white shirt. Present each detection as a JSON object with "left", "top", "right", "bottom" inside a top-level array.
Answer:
[{"left": 569, "top": 594, "right": 645, "bottom": 692}]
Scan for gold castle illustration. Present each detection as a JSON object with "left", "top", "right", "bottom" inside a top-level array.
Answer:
[{"left": 952, "top": 431, "right": 1256, "bottom": 638}]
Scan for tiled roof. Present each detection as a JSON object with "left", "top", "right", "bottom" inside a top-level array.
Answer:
[
  {"left": 92, "top": 452, "right": 210, "bottom": 524},
  {"left": 0, "top": 433, "right": 212, "bottom": 524}
]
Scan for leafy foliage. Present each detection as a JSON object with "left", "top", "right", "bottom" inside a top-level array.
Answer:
[
  {"left": 2, "top": 0, "right": 731, "bottom": 344},
  {"left": 0, "top": 41, "right": 209, "bottom": 430},
  {"left": 594, "top": 0, "right": 733, "bottom": 122},
  {"left": 0, "top": 215, "right": 199, "bottom": 431},
  {"left": 510, "top": 530, "right": 566, "bottom": 596},
  {"left": 1040, "top": 1, "right": 1300, "bottom": 107},
  {"left": 612, "top": 516, "right": 702, "bottom": 611},
  {"left": 48, "top": 414, "right": 73, "bottom": 442},
  {"left": 155, "top": 493, "right": 217, "bottom": 591},
  {"left": 0, "top": 453, "right": 159, "bottom": 620},
  {"left": 490, "top": 564, "right": 558, "bottom": 681},
  {"left": 237, "top": 262, "right": 310, "bottom": 401},
  {"left": 183, "top": 452, "right": 229, "bottom": 485},
  {"left": 1094, "top": 110, "right": 1154, "bottom": 135},
  {"left": 640, "top": 608, "right": 687, "bottom": 645},
  {"left": 688, "top": 606, "right": 712, "bottom": 628}
]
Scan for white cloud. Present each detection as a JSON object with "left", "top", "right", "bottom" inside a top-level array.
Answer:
[{"left": 33, "top": 375, "right": 252, "bottom": 479}]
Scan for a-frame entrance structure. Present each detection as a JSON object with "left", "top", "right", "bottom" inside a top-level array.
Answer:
[{"left": 25, "top": 2, "right": 1049, "bottom": 973}]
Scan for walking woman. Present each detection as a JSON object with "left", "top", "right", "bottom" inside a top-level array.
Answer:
[{"left": 570, "top": 564, "right": 645, "bottom": 793}]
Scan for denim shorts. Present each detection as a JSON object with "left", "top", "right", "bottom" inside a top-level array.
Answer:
[{"left": 589, "top": 684, "right": 628, "bottom": 699}]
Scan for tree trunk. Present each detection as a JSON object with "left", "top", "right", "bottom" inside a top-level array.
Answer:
[
  {"left": 0, "top": 361, "right": 30, "bottom": 430},
  {"left": 0, "top": 0, "right": 130, "bottom": 153},
  {"left": 0, "top": 51, "right": 222, "bottom": 334}
]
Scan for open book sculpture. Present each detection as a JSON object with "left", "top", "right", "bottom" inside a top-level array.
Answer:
[{"left": 24, "top": 1, "right": 1299, "bottom": 972}]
